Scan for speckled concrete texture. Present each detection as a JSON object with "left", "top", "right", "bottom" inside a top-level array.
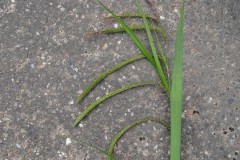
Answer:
[{"left": 0, "top": 0, "right": 239, "bottom": 159}]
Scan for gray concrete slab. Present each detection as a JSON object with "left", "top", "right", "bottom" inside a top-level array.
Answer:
[{"left": 0, "top": 0, "right": 239, "bottom": 159}]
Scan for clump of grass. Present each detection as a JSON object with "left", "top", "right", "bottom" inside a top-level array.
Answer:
[
  {"left": 96, "top": 0, "right": 170, "bottom": 93},
  {"left": 73, "top": 0, "right": 185, "bottom": 159}
]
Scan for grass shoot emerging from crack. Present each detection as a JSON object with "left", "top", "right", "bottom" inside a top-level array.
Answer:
[{"left": 73, "top": 0, "right": 185, "bottom": 160}]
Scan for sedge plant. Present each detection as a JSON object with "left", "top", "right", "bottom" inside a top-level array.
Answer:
[{"left": 73, "top": 0, "right": 185, "bottom": 159}]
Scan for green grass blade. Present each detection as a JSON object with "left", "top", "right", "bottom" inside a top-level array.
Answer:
[
  {"left": 136, "top": 0, "right": 169, "bottom": 93},
  {"left": 85, "top": 25, "right": 166, "bottom": 42},
  {"left": 76, "top": 55, "right": 145, "bottom": 104},
  {"left": 153, "top": 29, "right": 170, "bottom": 88},
  {"left": 103, "top": 13, "right": 161, "bottom": 24},
  {"left": 107, "top": 117, "right": 169, "bottom": 160},
  {"left": 76, "top": 54, "right": 164, "bottom": 104},
  {"left": 170, "top": 0, "right": 185, "bottom": 160},
  {"left": 73, "top": 81, "right": 162, "bottom": 126},
  {"left": 96, "top": 0, "right": 156, "bottom": 67}
]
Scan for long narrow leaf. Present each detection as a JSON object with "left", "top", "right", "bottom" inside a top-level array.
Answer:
[
  {"left": 170, "top": 0, "right": 185, "bottom": 160},
  {"left": 73, "top": 81, "right": 162, "bottom": 126},
  {"left": 136, "top": 0, "right": 169, "bottom": 93},
  {"left": 107, "top": 117, "right": 169, "bottom": 160},
  {"left": 85, "top": 25, "right": 166, "bottom": 41},
  {"left": 96, "top": 0, "right": 156, "bottom": 67},
  {"left": 76, "top": 54, "right": 164, "bottom": 104},
  {"left": 153, "top": 29, "right": 170, "bottom": 88},
  {"left": 76, "top": 55, "right": 145, "bottom": 104},
  {"left": 103, "top": 13, "right": 161, "bottom": 24}
]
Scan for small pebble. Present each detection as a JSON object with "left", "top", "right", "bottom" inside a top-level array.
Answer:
[
  {"left": 66, "top": 138, "right": 71, "bottom": 145},
  {"left": 16, "top": 144, "right": 21, "bottom": 148},
  {"left": 208, "top": 97, "right": 213, "bottom": 103},
  {"left": 114, "top": 23, "right": 118, "bottom": 28},
  {"left": 160, "top": 16, "right": 165, "bottom": 20},
  {"left": 74, "top": 68, "right": 79, "bottom": 72},
  {"left": 31, "top": 64, "right": 35, "bottom": 69},
  {"left": 68, "top": 100, "right": 74, "bottom": 105},
  {"left": 186, "top": 96, "right": 191, "bottom": 101},
  {"left": 102, "top": 44, "right": 108, "bottom": 50}
]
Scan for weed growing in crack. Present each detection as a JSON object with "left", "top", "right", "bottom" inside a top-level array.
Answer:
[{"left": 72, "top": 0, "right": 185, "bottom": 159}]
